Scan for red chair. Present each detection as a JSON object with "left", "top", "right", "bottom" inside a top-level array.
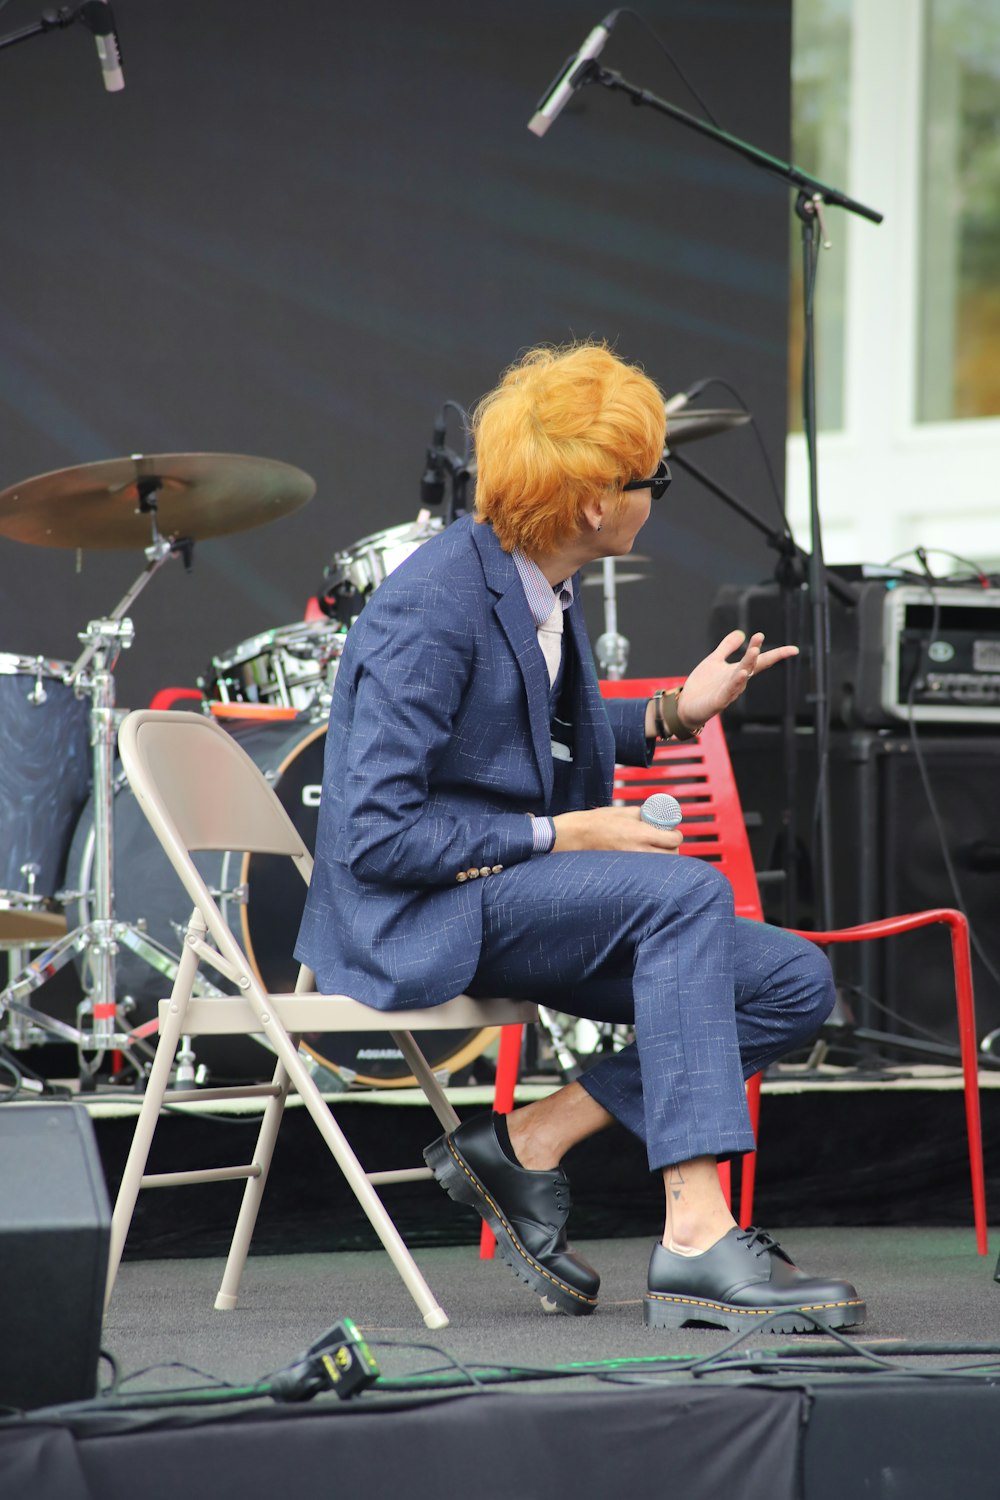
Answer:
[
  {"left": 484, "top": 675, "right": 988, "bottom": 1256},
  {"left": 601, "top": 677, "right": 988, "bottom": 1255}
]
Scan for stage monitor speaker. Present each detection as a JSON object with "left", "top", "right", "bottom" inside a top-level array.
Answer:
[
  {"left": 727, "top": 727, "right": 1000, "bottom": 1047},
  {"left": 0, "top": 1103, "right": 110, "bottom": 1411},
  {"left": 876, "top": 734, "right": 1000, "bottom": 1045}
]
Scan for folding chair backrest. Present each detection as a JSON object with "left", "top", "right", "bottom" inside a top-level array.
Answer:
[
  {"left": 117, "top": 711, "right": 314, "bottom": 927},
  {"left": 599, "top": 677, "right": 763, "bottom": 922}
]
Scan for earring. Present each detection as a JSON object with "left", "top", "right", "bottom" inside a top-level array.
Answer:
[{"left": 596, "top": 523, "right": 602, "bottom": 533}]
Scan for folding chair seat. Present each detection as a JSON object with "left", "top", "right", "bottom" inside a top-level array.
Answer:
[
  {"left": 600, "top": 678, "right": 988, "bottom": 1254},
  {"left": 104, "top": 710, "right": 536, "bottom": 1329}
]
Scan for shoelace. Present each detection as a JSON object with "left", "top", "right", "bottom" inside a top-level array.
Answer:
[{"left": 735, "top": 1226, "right": 781, "bottom": 1259}]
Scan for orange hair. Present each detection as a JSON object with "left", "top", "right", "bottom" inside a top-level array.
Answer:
[{"left": 472, "top": 342, "right": 666, "bottom": 554}]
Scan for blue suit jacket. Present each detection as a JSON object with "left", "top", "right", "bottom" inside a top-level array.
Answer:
[{"left": 295, "top": 515, "right": 650, "bottom": 1008}]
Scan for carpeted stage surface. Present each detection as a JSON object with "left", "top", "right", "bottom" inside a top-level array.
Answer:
[
  {"left": 10, "top": 1227, "right": 1000, "bottom": 1500},
  {"left": 2, "top": 1077, "right": 999, "bottom": 1498}
]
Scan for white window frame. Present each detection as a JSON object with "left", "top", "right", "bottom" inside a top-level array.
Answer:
[{"left": 785, "top": 0, "right": 1000, "bottom": 572}]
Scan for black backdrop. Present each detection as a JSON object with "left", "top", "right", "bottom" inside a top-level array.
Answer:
[{"left": 0, "top": 0, "right": 792, "bottom": 707}]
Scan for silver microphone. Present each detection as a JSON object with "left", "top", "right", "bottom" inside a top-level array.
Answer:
[
  {"left": 82, "top": 0, "right": 125, "bottom": 92},
  {"left": 528, "top": 12, "right": 619, "bottom": 138},
  {"left": 640, "top": 793, "right": 683, "bottom": 830}
]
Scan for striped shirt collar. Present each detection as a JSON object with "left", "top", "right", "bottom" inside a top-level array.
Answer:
[{"left": 511, "top": 547, "right": 574, "bottom": 627}]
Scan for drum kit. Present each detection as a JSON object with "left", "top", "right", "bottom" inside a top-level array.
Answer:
[{"left": 0, "top": 406, "right": 749, "bottom": 1094}]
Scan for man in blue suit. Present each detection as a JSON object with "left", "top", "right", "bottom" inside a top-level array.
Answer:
[{"left": 297, "top": 342, "right": 864, "bottom": 1333}]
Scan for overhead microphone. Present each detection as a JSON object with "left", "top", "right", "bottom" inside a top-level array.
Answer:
[
  {"left": 80, "top": 0, "right": 125, "bottom": 92},
  {"left": 664, "top": 379, "right": 712, "bottom": 416},
  {"left": 527, "top": 11, "right": 620, "bottom": 138},
  {"left": 419, "top": 412, "right": 448, "bottom": 509},
  {"left": 640, "top": 793, "right": 683, "bottom": 831}
]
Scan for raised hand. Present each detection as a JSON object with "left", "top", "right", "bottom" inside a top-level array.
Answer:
[{"left": 676, "top": 630, "right": 798, "bottom": 730}]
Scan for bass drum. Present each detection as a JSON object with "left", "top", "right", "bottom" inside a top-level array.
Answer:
[
  {"left": 67, "top": 715, "right": 496, "bottom": 1087},
  {"left": 0, "top": 653, "right": 91, "bottom": 897}
]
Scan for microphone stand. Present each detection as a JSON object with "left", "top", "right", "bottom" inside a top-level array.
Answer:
[
  {"left": 578, "top": 61, "right": 882, "bottom": 933},
  {"left": 668, "top": 447, "right": 855, "bottom": 927},
  {"left": 0, "top": 3, "right": 98, "bottom": 55}
]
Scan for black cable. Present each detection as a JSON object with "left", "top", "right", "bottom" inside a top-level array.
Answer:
[
  {"left": 842, "top": 984, "right": 1000, "bottom": 1065},
  {"left": 676, "top": 375, "right": 793, "bottom": 544},
  {"left": 111, "top": 1359, "right": 250, "bottom": 1396},
  {"left": 0, "top": 1051, "right": 24, "bottom": 1103},
  {"left": 885, "top": 547, "right": 996, "bottom": 589},
  {"left": 439, "top": 399, "right": 472, "bottom": 465},
  {"left": 614, "top": 8, "right": 721, "bottom": 127}
]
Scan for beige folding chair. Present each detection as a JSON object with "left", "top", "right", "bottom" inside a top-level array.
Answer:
[{"left": 104, "top": 709, "right": 537, "bottom": 1329}]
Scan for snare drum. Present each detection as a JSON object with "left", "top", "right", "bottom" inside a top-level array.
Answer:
[
  {"left": 200, "top": 618, "right": 347, "bottom": 715},
  {"left": 322, "top": 513, "right": 446, "bottom": 623},
  {"left": 67, "top": 717, "right": 494, "bottom": 1087},
  {"left": 0, "top": 654, "right": 91, "bottom": 897}
]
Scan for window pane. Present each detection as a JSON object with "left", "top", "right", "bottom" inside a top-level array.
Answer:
[
  {"left": 918, "top": 0, "right": 1000, "bottom": 421},
  {"left": 788, "top": 0, "right": 851, "bottom": 433}
]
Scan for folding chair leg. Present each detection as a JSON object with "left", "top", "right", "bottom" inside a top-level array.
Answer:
[
  {"left": 215, "top": 1056, "right": 292, "bottom": 1311},
  {"left": 390, "top": 1030, "right": 462, "bottom": 1134},
  {"left": 104, "top": 974, "right": 194, "bottom": 1311},
  {"left": 262, "top": 1024, "right": 450, "bottom": 1329}
]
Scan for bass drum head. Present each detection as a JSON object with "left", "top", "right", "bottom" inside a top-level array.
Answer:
[
  {"left": 0, "top": 656, "right": 91, "bottom": 896},
  {"left": 68, "top": 715, "right": 493, "bottom": 1087}
]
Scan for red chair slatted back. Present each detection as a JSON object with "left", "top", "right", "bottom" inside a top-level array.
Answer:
[{"left": 599, "top": 677, "right": 763, "bottom": 922}]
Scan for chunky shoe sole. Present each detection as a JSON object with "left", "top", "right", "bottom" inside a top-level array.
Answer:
[
  {"left": 424, "top": 1133, "right": 598, "bottom": 1317},
  {"left": 643, "top": 1291, "right": 867, "bottom": 1334}
]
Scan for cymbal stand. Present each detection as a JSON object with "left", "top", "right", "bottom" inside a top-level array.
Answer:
[
  {"left": 0, "top": 499, "right": 223, "bottom": 1081},
  {"left": 594, "top": 559, "right": 629, "bottom": 680}
]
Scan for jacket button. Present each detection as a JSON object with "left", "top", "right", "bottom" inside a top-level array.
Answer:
[
  {"left": 456, "top": 872, "right": 468, "bottom": 883},
  {"left": 468, "top": 868, "right": 480, "bottom": 879},
  {"left": 478, "top": 867, "right": 491, "bottom": 878},
  {"left": 491, "top": 865, "right": 503, "bottom": 874}
]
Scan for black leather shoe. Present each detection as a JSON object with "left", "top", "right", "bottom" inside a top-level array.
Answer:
[
  {"left": 645, "top": 1227, "right": 865, "bottom": 1333},
  {"left": 423, "top": 1113, "right": 599, "bottom": 1316}
]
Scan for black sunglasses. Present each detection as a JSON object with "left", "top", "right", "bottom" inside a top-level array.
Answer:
[{"left": 622, "top": 458, "right": 672, "bottom": 500}]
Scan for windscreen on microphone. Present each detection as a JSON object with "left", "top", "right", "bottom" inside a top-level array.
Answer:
[{"left": 639, "top": 793, "right": 683, "bottom": 830}]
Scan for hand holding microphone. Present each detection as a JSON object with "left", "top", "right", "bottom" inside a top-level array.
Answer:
[{"left": 550, "top": 793, "right": 683, "bottom": 854}]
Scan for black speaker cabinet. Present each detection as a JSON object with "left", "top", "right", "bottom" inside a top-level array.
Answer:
[
  {"left": 0, "top": 1103, "right": 110, "bottom": 1410},
  {"left": 727, "top": 727, "right": 1000, "bottom": 1048}
]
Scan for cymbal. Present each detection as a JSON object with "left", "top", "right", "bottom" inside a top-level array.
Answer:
[
  {"left": 0, "top": 452, "right": 316, "bottom": 550},
  {"left": 581, "top": 568, "right": 648, "bottom": 586},
  {"left": 665, "top": 408, "right": 751, "bottom": 447}
]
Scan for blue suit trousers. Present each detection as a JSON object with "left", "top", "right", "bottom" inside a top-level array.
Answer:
[{"left": 467, "top": 851, "right": 834, "bottom": 1171}]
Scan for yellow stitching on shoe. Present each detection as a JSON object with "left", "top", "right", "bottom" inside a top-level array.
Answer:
[
  {"left": 444, "top": 1138, "right": 597, "bottom": 1307},
  {"left": 645, "top": 1293, "right": 865, "bottom": 1313}
]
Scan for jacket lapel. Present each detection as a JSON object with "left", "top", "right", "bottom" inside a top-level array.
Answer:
[{"left": 472, "top": 522, "right": 554, "bottom": 805}]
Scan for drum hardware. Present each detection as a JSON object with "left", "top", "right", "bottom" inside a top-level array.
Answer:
[
  {"left": 0, "top": 452, "right": 315, "bottom": 1082},
  {"left": 199, "top": 619, "right": 346, "bottom": 720},
  {"left": 535, "top": 1006, "right": 632, "bottom": 1083},
  {"left": 418, "top": 400, "right": 474, "bottom": 524},
  {"left": 319, "top": 511, "right": 447, "bottom": 627}
]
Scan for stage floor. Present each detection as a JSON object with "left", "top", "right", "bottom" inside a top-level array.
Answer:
[{"left": 102, "top": 1225, "right": 998, "bottom": 1389}]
